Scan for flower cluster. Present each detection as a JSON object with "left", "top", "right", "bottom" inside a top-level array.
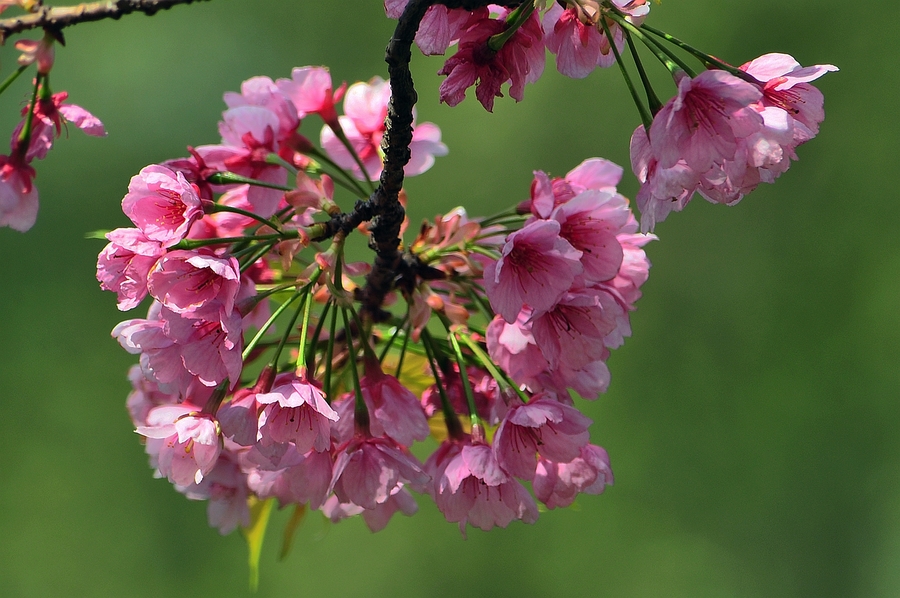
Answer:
[
  {"left": 387, "top": 1, "right": 835, "bottom": 231},
  {"left": 97, "top": 64, "right": 649, "bottom": 537},
  {"left": 0, "top": 32, "right": 105, "bottom": 231},
  {"left": 386, "top": 0, "right": 649, "bottom": 111},
  {"left": 631, "top": 55, "right": 837, "bottom": 231}
]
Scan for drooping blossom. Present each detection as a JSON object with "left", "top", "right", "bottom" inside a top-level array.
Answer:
[
  {"left": 360, "top": 360, "right": 430, "bottom": 447},
  {"left": 493, "top": 396, "right": 592, "bottom": 480},
  {"left": 542, "top": 2, "right": 626, "bottom": 78},
  {"left": 181, "top": 451, "right": 251, "bottom": 534},
  {"left": 385, "top": 1, "right": 478, "bottom": 56},
  {"left": 0, "top": 154, "right": 38, "bottom": 232},
  {"left": 438, "top": 9, "right": 545, "bottom": 111},
  {"left": 256, "top": 377, "right": 339, "bottom": 453},
  {"left": 533, "top": 443, "right": 613, "bottom": 509},
  {"left": 329, "top": 435, "right": 430, "bottom": 510},
  {"left": 649, "top": 70, "right": 763, "bottom": 173},
  {"left": 137, "top": 404, "right": 222, "bottom": 486},
  {"left": 427, "top": 439, "right": 539, "bottom": 534}
]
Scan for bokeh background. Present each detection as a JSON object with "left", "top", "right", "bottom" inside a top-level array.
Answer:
[{"left": 0, "top": 1, "right": 897, "bottom": 596}]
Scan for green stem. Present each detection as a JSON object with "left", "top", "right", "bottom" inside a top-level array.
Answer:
[
  {"left": 446, "top": 329, "right": 481, "bottom": 430},
  {"left": 330, "top": 126, "right": 377, "bottom": 193},
  {"left": 305, "top": 147, "right": 370, "bottom": 199},
  {"left": 0, "top": 65, "right": 27, "bottom": 97},
  {"left": 394, "top": 321, "right": 412, "bottom": 379},
  {"left": 606, "top": 11, "right": 695, "bottom": 78},
  {"left": 323, "top": 301, "right": 339, "bottom": 401},
  {"left": 242, "top": 289, "right": 304, "bottom": 361},
  {"left": 600, "top": 17, "right": 654, "bottom": 130},
  {"left": 626, "top": 29, "right": 662, "bottom": 115},
  {"left": 341, "top": 306, "right": 368, "bottom": 428},
  {"left": 207, "top": 203, "right": 284, "bottom": 231},
  {"left": 459, "top": 332, "right": 530, "bottom": 403},
  {"left": 488, "top": 1, "right": 535, "bottom": 51},
  {"left": 639, "top": 24, "right": 752, "bottom": 81},
  {"left": 207, "top": 171, "right": 293, "bottom": 191},
  {"left": 306, "top": 299, "right": 332, "bottom": 374},
  {"left": 16, "top": 73, "right": 42, "bottom": 155},
  {"left": 296, "top": 287, "right": 314, "bottom": 375},
  {"left": 421, "top": 328, "right": 462, "bottom": 438}
]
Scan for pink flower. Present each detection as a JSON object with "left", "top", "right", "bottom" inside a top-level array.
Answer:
[
  {"left": 438, "top": 9, "right": 545, "bottom": 111},
  {"left": 121, "top": 165, "right": 203, "bottom": 247},
  {"left": 137, "top": 404, "right": 222, "bottom": 486},
  {"left": 181, "top": 451, "right": 251, "bottom": 534},
  {"left": 360, "top": 360, "right": 429, "bottom": 447},
  {"left": 256, "top": 377, "right": 339, "bottom": 453},
  {"left": 493, "top": 396, "right": 592, "bottom": 480},
  {"left": 542, "top": 2, "right": 624, "bottom": 79},
  {"left": 483, "top": 218, "right": 583, "bottom": 323},
  {"left": 551, "top": 189, "right": 631, "bottom": 283},
  {"left": 533, "top": 444, "right": 613, "bottom": 509},
  {"left": 529, "top": 288, "right": 622, "bottom": 370},
  {"left": 0, "top": 154, "right": 38, "bottom": 232},
  {"left": 385, "top": 1, "right": 478, "bottom": 56},
  {"left": 276, "top": 66, "right": 345, "bottom": 128},
  {"left": 114, "top": 303, "right": 243, "bottom": 394},
  {"left": 146, "top": 250, "right": 241, "bottom": 318},
  {"left": 522, "top": 157, "right": 623, "bottom": 218},
  {"left": 17, "top": 90, "right": 105, "bottom": 162},
  {"left": 630, "top": 125, "right": 699, "bottom": 232},
  {"left": 740, "top": 53, "right": 837, "bottom": 143},
  {"left": 320, "top": 77, "right": 447, "bottom": 180},
  {"left": 246, "top": 448, "right": 333, "bottom": 509},
  {"left": 649, "top": 70, "right": 763, "bottom": 173},
  {"left": 320, "top": 486, "right": 419, "bottom": 532},
  {"left": 223, "top": 76, "right": 299, "bottom": 140},
  {"left": 96, "top": 228, "right": 164, "bottom": 310},
  {"left": 428, "top": 440, "right": 539, "bottom": 534},
  {"left": 196, "top": 105, "right": 288, "bottom": 217},
  {"left": 329, "top": 435, "right": 429, "bottom": 510}
]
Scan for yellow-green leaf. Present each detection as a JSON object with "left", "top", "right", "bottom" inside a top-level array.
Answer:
[
  {"left": 242, "top": 497, "right": 275, "bottom": 593},
  {"left": 279, "top": 504, "right": 307, "bottom": 561}
]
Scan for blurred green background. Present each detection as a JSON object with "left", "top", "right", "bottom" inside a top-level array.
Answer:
[{"left": 0, "top": 1, "right": 896, "bottom": 596}]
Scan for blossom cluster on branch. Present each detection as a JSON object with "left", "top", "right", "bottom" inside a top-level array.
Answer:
[{"left": 0, "top": 0, "right": 836, "bottom": 566}]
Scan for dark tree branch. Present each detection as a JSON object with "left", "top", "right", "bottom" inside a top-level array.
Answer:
[{"left": 0, "top": 0, "right": 211, "bottom": 41}]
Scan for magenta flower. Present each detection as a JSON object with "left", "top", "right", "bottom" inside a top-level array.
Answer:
[
  {"left": 137, "top": 404, "right": 222, "bottom": 486},
  {"left": 649, "top": 70, "right": 763, "bottom": 173},
  {"left": 493, "top": 396, "right": 592, "bottom": 480},
  {"left": 121, "top": 164, "right": 203, "bottom": 247},
  {"left": 483, "top": 218, "right": 583, "bottom": 323},
  {"left": 385, "top": 1, "right": 475, "bottom": 55},
  {"left": 146, "top": 250, "right": 241, "bottom": 318},
  {"left": 97, "top": 228, "right": 164, "bottom": 311},
  {"left": 256, "top": 377, "right": 339, "bottom": 453},
  {"left": 329, "top": 435, "right": 430, "bottom": 510},
  {"left": 438, "top": 9, "right": 545, "bottom": 112},
  {"left": 428, "top": 440, "right": 539, "bottom": 534},
  {"left": 533, "top": 444, "right": 613, "bottom": 509}
]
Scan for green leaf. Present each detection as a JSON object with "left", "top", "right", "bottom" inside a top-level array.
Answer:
[
  {"left": 279, "top": 504, "right": 307, "bottom": 561},
  {"left": 242, "top": 497, "right": 275, "bottom": 593},
  {"left": 84, "top": 229, "right": 111, "bottom": 240}
]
